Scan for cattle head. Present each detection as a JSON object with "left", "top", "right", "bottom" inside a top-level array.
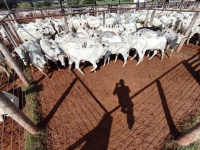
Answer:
[
  {"left": 14, "top": 46, "right": 29, "bottom": 65},
  {"left": 36, "top": 56, "right": 46, "bottom": 70},
  {"left": 58, "top": 54, "right": 66, "bottom": 67}
]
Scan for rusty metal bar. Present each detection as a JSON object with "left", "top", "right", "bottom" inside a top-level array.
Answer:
[
  {"left": 0, "top": 11, "right": 11, "bottom": 22},
  {"left": 145, "top": 9, "right": 149, "bottom": 25},
  {"left": 0, "top": 91, "right": 38, "bottom": 134},
  {"left": 7, "top": 21, "right": 22, "bottom": 45},
  {"left": 150, "top": 10, "right": 156, "bottom": 27},
  {"left": 176, "top": 122, "right": 200, "bottom": 146},
  {"left": 2, "top": 23, "right": 18, "bottom": 48},
  {"left": 1, "top": 1, "right": 199, "bottom": 15},
  {"left": 0, "top": 40, "right": 30, "bottom": 86},
  {"left": 1, "top": 7, "right": 200, "bottom": 23},
  {"left": 11, "top": 1, "right": 199, "bottom": 12},
  {"left": 176, "top": 12, "right": 199, "bottom": 52}
]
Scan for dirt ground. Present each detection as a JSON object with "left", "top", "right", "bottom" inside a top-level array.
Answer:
[{"left": 0, "top": 44, "right": 200, "bottom": 150}]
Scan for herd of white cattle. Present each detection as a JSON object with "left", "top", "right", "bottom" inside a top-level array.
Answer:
[
  {"left": 0, "top": 8, "right": 200, "bottom": 122},
  {"left": 0, "top": 9, "right": 200, "bottom": 76}
]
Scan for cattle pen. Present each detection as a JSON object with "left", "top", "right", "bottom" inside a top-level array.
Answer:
[{"left": 0, "top": 1, "right": 200, "bottom": 150}]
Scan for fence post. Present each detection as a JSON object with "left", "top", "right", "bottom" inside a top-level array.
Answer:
[
  {"left": 176, "top": 122, "right": 200, "bottom": 146},
  {"left": 7, "top": 21, "right": 22, "bottom": 44},
  {"left": 176, "top": 12, "right": 199, "bottom": 52},
  {"left": 63, "top": 15, "right": 69, "bottom": 32},
  {"left": 0, "top": 91, "right": 38, "bottom": 134},
  {"left": 103, "top": 11, "right": 105, "bottom": 26},
  {"left": 0, "top": 40, "right": 30, "bottom": 87},
  {"left": 145, "top": 9, "right": 149, "bottom": 26},
  {"left": 125, "top": 10, "right": 130, "bottom": 24},
  {"left": 150, "top": 10, "right": 156, "bottom": 27},
  {"left": 2, "top": 23, "right": 18, "bottom": 48}
]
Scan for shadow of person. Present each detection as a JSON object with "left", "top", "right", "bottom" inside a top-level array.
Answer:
[{"left": 113, "top": 79, "right": 134, "bottom": 129}]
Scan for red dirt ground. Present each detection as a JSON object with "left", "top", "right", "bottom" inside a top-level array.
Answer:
[{"left": 0, "top": 44, "right": 200, "bottom": 150}]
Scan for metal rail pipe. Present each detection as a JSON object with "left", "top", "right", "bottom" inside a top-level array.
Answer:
[{"left": 1, "top": 7, "right": 199, "bottom": 23}]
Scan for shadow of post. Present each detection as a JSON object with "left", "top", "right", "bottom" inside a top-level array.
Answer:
[
  {"left": 67, "top": 114, "right": 113, "bottom": 150},
  {"left": 182, "top": 58, "right": 200, "bottom": 85},
  {"left": 37, "top": 77, "right": 78, "bottom": 129},
  {"left": 156, "top": 80, "right": 181, "bottom": 138},
  {"left": 72, "top": 70, "right": 109, "bottom": 114}
]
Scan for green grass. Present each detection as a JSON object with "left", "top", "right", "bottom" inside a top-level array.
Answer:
[
  {"left": 97, "top": 0, "right": 135, "bottom": 5},
  {"left": 164, "top": 113, "right": 200, "bottom": 150},
  {"left": 23, "top": 67, "right": 47, "bottom": 150}
]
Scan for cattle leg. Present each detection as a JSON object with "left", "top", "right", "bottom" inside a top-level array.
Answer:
[
  {"left": 75, "top": 62, "right": 85, "bottom": 75},
  {"left": 146, "top": 50, "right": 150, "bottom": 58},
  {"left": 38, "top": 68, "right": 49, "bottom": 78},
  {"left": 196, "top": 38, "right": 200, "bottom": 46},
  {"left": 186, "top": 32, "right": 194, "bottom": 45},
  {"left": 131, "top": 53, "right": 137, "bottom": 61},
  {"left": 0, "top": 115, "right": 4, "bottom": 122},
  {"left": 122, "top": 53, "right": 129, "bottom": 68},
  {"left": 107, "top": 57, "right": 110, "bottom": 65},
  {"left": 114, "top": 55, "right": 118, "bottom": 63},
  {"left": 169, "top": 49, "right": 175, "bottom": 59},
  {"left": 136, "top": 57, "right": 142, "bottom": 65},
  {"left": 90, "top": 62, "right": 97, "bottom": 73},
  {"left": 30, "top": 64, "right": 34, "bottom": 73},
  {"left": 136, "top": 52, "right": 144, "bottom": 66},
  {"left": 149, "top": 50, "right": 158, "bottom": 60},
  {"left": 68, "top": 59, "right": 73, "bottom": 72},
  {"left": 103, "top": 55, "right": 108, "bottom": 67},
  {"left": 55, "top": 62, "right": 61, "bottom": 71},
  {"left": 160, "top": 49, "right": 165, "bottom": 60}
]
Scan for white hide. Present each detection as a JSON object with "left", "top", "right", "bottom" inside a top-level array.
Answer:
[{"left": 0, "top": 91, "right": 19, "bottom": 122}]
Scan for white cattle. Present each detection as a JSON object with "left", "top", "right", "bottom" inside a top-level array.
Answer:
[
  {"left": 142, "top": 37, "right": 167, "bottom": 60},
  {"left": 122, "top": 23, "right": 137, "bottom": 35},
  {"left": 14, "top": 40, "right": 48, "bottom": 76},
  {"left": 101, "top": 35, "right": 122, "bottom": 43},
  {"left": 105, "top": 18, "right": 117, "bottom": 28},
  {"left": 97, "top": 30, "right": 117, "bottom": 38},
  {"left": 28, "top": 44, "right": 47, "bottom": 76},
  {"left": 166, "top": 34, "right": 188, "bottom": 58},
  {"left": 162, "top": 27, "right": 177, "bottom": 43},
  {"left": 151, "top": 18, "right": 163, "bottom": 28},
  {"left": 67, "top": 43, "right": 108, "bottom": 75},
  {"left": 122, "top": 35, "right": 147, "bottom": 65},
  {"left": 87, "top": 19, "right": 101, "bottom": 29},
  {"left": 102, "top": 41, "right": 130, "bottom": 67},
  {"left": 0, "top": 91, "right": 19, "bottom": 122},
  {"left": 40, "top": 37, "right": 65, "bottom": 70},
  {"left": 72, "top": 19, "right": 87, "bottom": 30},
  {"left": 133, "top": 28, "right": 160, "bottom": 38},
  {"left": 16, "top": 24, "right": 43, "bottom": 42}
]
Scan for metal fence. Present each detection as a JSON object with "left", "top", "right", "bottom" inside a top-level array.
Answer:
[{"left": 0, "top": 2, "right": 199, "bottom": 149}]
